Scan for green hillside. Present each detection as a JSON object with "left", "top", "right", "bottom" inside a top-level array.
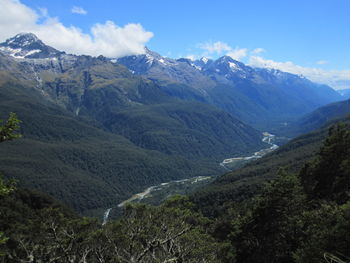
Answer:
[
  {"left": 1, "top": 120, "right": 350, "bottom": 263},
  {"left": 276, "top": 98, "right": 350, "bottom": 137},
  {"left": 0, "top": 80, "right": 220, "bottom": 215},
  {"left": 191, "top": 117, "right": 348, "bottom": 217}
]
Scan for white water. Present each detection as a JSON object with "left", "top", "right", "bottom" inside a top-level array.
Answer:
[
  {"left": 220, "top": 132, "right": 279, "bottom": 168},
  {"left": 102, "top": 208, "right": 112, "bottom": 225},
  {"left": 101, "top": 176, "right": 211, "bottom": 224},
  {"left": 117, "top": 176, "right": 211, "bottom": 208}
]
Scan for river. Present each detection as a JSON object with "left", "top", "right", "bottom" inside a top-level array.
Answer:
[{"left": 102, "top": 132, "right": 278, "bottom": 224}]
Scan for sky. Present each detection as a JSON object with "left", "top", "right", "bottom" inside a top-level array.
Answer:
[{"left": 0, "top": 0, "right": 349, "bottom": 90}]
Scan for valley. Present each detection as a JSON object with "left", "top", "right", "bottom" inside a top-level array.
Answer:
[
  {"left": 102, "top": 131, "right": 281, "bottom": 223},
  {"left": 0, "top": 26, "right": 349, "bottom": 263}
]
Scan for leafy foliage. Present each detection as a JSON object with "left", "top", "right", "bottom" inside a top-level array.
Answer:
[
  {"left": 0, "top": 112, "right": 21, "bottom": 143},
  {"left": 1, "top": 193, "right": 221, "bottom": 262},
  {"left": 192, "top": 120, "right": 350, "bottom": 262},
  {"left": 300, "top": 122, "right": 350, "bottom": 203},
  {"left": 232, "top": 171, "right": 306, "bottom": 263}
]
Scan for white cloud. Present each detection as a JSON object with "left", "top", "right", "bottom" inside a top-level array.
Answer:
[
  {"left": 249, "top": 55, "right": 350, "bottom": 90},
  {"left": 227, "top": 48, "right": 248, "bottom": 61},
  {"left": 38, "top": 7, "right": 48, "bottom": 17},
  {"left": 198, "top": 41, "right": 232, "bottom": 54},
  {"left": 71, "top": 6, "right": 87, "bottom": 15},
  {"left": 252, "top": 48, "right": 265, "bottom": 54},
  {"left": 198, "top": 41, "right": 248, "bottom": 61},
  {"left": 316, "top": 60, "right": 328, "bottom": 65},
  {"left": 0, "top": 0, "right": 153, "bottom": 58}
]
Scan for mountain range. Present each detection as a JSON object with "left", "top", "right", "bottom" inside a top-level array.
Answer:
[
  {"left": 118, "top": 48, "right": 342, "bottom": 129},
  {"left": 0, "top": 33, "right": 346, "bottom": 214}
]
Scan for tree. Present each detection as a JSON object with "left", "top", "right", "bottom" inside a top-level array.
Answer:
[
  {"left": 232, "top": 170, "right": 306, "bottom": 263},
  {"left": 0, "top": 112, "right": 21, "bottom": 143},
  {"left": 300, "top": 122, "right": 350, "bottom": 204},
  {"left": 101, "top": 197, "right": 222, "bottom": 263},
  {"left": 0, "top": 112, "right": 21, "bottom": 254},
  {"left": 294, "top": 201, "right": 350, "bottom": 263}
]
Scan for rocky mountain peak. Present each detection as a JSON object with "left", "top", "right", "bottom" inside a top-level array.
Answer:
[
  {"left": 7, "top": 33, "right": 40, "bottom": 47},
  {"left": 0, "top": 32, "right": 63, "bottom": 59}
]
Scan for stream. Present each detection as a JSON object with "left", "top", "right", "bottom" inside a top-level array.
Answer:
[{"left": 220, "top": 132, "right": 278, "bottom": 169}]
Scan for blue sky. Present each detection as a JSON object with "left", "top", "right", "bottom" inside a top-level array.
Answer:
[{"left": 0, "top": 0, "right": 349, "bottom": 89}]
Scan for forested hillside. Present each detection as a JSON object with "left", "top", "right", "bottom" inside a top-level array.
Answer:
[
  {"left": 1, "top": 120, "right": 350, "bottom": 262},
  {"left": 276, "top": 99, "right": 350, "bottom": 137},
  {"left": 0, "top": 82, "right": 223, "bottom": 215}
]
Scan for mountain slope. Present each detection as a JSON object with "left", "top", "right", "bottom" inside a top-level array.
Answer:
[
  {"left": 119, "top": 51, "right": 342, "bottom": 130},
  {"left": 191, "top": 117, "right": 349, "bottom": 217},
  {"left": 101, "top": 101, "right": 265, "bottom": 160},
  {"left": 276, "top": 99, "right": 350, "bottom": 137},
  {"left": 0, "top": 78, "right": 222, "bottom": 215},
  {"left": 338, "top": 88, "right": 350, "bottom": 99}
]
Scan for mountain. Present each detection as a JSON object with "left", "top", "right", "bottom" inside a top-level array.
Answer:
[
  {"left": 275, "top": 98, "right": 350, "bottom": 137},
  {"left": 0, "top": 75, "right": 223, "bottom": 216},
  {"left": 119, "top": 50, "right": 342, "bottom": 130},
  {"left": 0, "top": 33, "right": 63, "bottom": 59},
  {"left": 1, "top": 34, "right": 266, "bottom": 160},
  {"left": 117, "top": 48, "right": 216, "bottom": 90},
  {"left": 338, "top": 88, "right": 350, "bottom": 99},
  {"left": 0, "top": 33, "right": 267, "bottom": 214}
]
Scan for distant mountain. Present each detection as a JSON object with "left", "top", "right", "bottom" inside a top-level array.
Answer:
[
  {"left": 338, "top": 88, "right": 350, "bottom": 99},
  {"left": 118, "top": 50, "right": 342, "bottom": 130},
  {"left": 117, "top": 48, "right": 216, "bottom": 90}
]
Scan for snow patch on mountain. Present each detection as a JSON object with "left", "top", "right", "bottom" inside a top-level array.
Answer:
[
  {"left": 229, "top": 62, "right": 240, "bottom": 71},
  {"left": 201, "top": 57, "right": 209, "bottom": 64}
]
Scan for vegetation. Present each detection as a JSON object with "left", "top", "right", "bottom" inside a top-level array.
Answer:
[
  {"left": 0, "top": 112, "right": 21, "bottom": 143},
  {"left": 209, "top": 121, "right": 350, "bottom": 263},
  {"left": 0, "top": 112, "right": 20, "bottom": 253},
  {"left": 0, "top": 56, "right": 266, "bottom": 215},
  {"left": 275, "top": 98, "right": 350, "bottom": 137},
  {"left": 1, "top": 120, "right": 350, "bottom": 262},
  {"left": 0, "top": 194, "right": 222, "bottom": 262},
  {"left": 191, "top": 121, "right": 329, "bottom": 217},
  {"left": 0, "top": 81, "right": 223, "bottom": 215}
]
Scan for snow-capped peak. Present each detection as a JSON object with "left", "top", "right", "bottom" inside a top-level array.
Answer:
[
  {"left": 4, "top": 33, "right": 41, "bottom": 48},
  {"left": 0, "top": 33, "right": 63, "bottom": 59},
  {"left": 201, "top": 57, "right": 209, "bottom": 64}
]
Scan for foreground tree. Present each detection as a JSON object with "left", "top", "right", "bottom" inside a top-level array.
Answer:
[
  {"left": 300, "top": 122, "right": 350, "bottom": 204},
  {"left": 101, "top": 196, "right": 221, "bottom": 262},
  {"left": 232, "top": 170, "right": 306, "bottom": 263},
  {"left": 0, "top": 112, "right": 21, "bottom": 252},
  {"left": 2, "top": 195, "right": 221, "bottom": 262}
]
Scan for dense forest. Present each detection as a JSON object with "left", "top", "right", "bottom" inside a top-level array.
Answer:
[{"left": 1, "top": 113, "right": 350, "bottom": 262}]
